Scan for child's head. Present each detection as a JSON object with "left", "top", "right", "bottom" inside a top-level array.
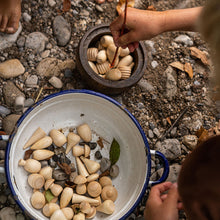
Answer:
[{"left": 178, "top": 135, "right": 220, "bottom": 220}]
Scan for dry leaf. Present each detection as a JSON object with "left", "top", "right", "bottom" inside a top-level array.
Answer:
[
  {"left": 62, "top": 0, "right": 71, "bottom": 12},
  {"left": 170, "top": 61, "right": 184, "bottom": 72},
  {"left": 116, "top": 0, "right": 135, "bottom": 15},
  {"left": 166, "top": 117, "right": 172, "bottom": 125},
  {"left": 147, "top": 5, "right": 157, "bottom": 11},
  {"left": 195, "top": 126, "right": 209, "bottom": 143},
  {"left": 184, "top": 63, "right": 193, "bottom": 79},
  {"left": 97, "top": 137, "right": 104, "bottom": 149},
  {"left": 190, "top": 47, "right": 210, "bottom": 66}
]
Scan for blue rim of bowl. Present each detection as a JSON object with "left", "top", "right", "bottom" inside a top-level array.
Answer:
[{"left": 5, "top": 89, "right": 151, "bottom": 220}]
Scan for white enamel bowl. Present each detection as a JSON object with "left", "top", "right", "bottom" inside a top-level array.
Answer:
[{"left": 5, "top": 90, "right": 169, "bottom": 220}]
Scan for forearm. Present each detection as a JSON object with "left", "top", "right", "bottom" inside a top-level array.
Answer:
[{"left": 162, "top": 7, "right": 203, "bottom": 33}]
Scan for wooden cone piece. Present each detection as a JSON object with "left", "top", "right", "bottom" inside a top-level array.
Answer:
[
  {"left": 96, "top": 200, "right": 115, "bottom": 215},
  {"left": 75, "top": 157, "right": 89, "bottom": 177},
  {"left": 80, "top": 156, "right": 100, "bottom": 174},
  {"left": 23, "top": 127, "right": 46, "bottom": 149},
  {"left": 60, "top": 187, "right": 73, "bottom": 208},
  {"left": 72, "top": 193, "right": 99, "bottom": 205},
  {"left": 66, "top": 133, "right": 81, "bottom": 154},
  {"left": 32, "top": 150, "right": 54, "bottom": 161},
  {"left": 30, "top": 136, "right": 53, "bottom": 150}
]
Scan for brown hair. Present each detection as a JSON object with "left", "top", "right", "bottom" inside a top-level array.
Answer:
[{"left": 178, "top": 135, "right": 220, "bottom": 220}]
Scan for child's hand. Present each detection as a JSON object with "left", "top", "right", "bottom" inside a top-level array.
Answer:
[
  {"left": 144, "top": 182, "right": 181, "bottom": 220},
  {"left": 110, "top": 8, "right": 165, "bottom": 52}
]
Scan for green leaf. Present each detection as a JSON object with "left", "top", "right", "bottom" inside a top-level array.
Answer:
[
  {"left": 110, "top": 138, "right": 120, "bottom": 165},
  {"left": 45, "top": 189, "right": 54, "bottom": 203}
]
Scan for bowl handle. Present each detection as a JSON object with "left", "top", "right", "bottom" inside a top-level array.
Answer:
[
  {"left": 0, "top": 135, "right": 9, "bottom": 174},
  {"left": 149, "top": 150, "right": 169, "bottom": 186}
]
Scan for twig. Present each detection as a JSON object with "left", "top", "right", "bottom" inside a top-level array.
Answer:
[
  {"left": 159, "top": 106, "right": 189, "bottom": 141},
  {"left": 110, "top": 0, "right": 128, "bottom": 68},
  {"left": 35, "top": 87, "right": 43, "bottom": 103}
]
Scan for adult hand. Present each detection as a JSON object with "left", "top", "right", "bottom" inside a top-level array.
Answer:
[
  {"left": 110, "top": 8, "right": 165, "bottom": 52},
  {"left": 144, "top": 182, "right": 181, "bottom": 220}
]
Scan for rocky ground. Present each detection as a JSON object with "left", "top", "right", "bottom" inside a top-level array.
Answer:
[{"left": 0, "top": 0, "right": 219, "bottom": 219}]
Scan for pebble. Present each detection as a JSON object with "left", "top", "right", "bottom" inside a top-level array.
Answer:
[
  {"left": 0, "top": 105, "right": 11, "bottom": 117},
  {"left": 7, "top": 194, "right": 16, "bottom": 205},
  {"left": 16, "top": 36, "right": 26, "bottom": 48},
  {"left": 48, "top": 0, "right": 56, "bottom": 7},
  {"left": 0, "top": 207, "right": 16, "bottom": 220},
  {"left": 53, "top": 16, "right": 71, "bottom": 46},
  {"left": 164, "top": 66, "right": 177, "bottom": 100},
  {"left": 22, "top": 12, "right": 31, "bottom": 22},
  {"left": 64, "top": 68, "right": 74, "bottom": 78},
  {"left": 48, "top": 76, "right": 63, "bottom": 89},
  {"left": 40, "top": 160, "right": 48, "bottom": 167},
  {"left": 25, "top": 32, "right": 48, "bottom": 53},
  {"left": 3, "top": 81, "right": 25, "bottom": 107},
  {"left": 69, "top": 172, "right": 77, "bottom": 182},
  {"left": 16, "top": 213, "right": 25, "bottom": 220},
  {"left": 14, "top": 95, "right": 25, "bottom": 112},
  {"left": 52, "top": 169, "right": 67, "bottom": 181},
  {"left": 138, "top": 79, "right": 155, "bottom": 92},
  {"left": 2, "top": 114, "right": 21, "bottom": 135},
  {"left": 174, "top": 34, "right": 193, "bottom": 46},
  {"left": 155, "top": 139, "right": 181, "bottom": 160},
  {"left": 0, "top": 194, "right": 7, "bottom": 204},
  {"left": 95, "top": 5, "right": 104, "bottom": 12},
  {"left": 40, "top": 50, "right": 50, "bottom": 58},
  {"left": 0, "top": 59, "right": 25, "bottom": 79},
  {"left": 147, "top": 129, "right": 154, "bottom": 139},
  {"left": 100, "top": 158, "right": 111, "bottom": 172},
  {"left": 170, "top": 127, "right": 177, "bottom": 137},
  {"left": 0, "top": 150, "right": 5, "bottom": 160},
  {"left": 151, "top": 60, "right": 159, "bottom": 69},
  {"left": 0, "top": 141, "right": 7, "bottom": 150},
  {"left": 24, "top": 98, "right": 34, "bottom": 108},
  {"left": 153, "top": 128, "right": 160, "bottom": 138},
  {"left": 0, "top": 24, "right": 22, "bottom": 50},
  {"left": 182, "top": 135, "right": 198, "bottom": 150},
  {"left": 25, "top": 75, "right": 38, "bottom": 88}
]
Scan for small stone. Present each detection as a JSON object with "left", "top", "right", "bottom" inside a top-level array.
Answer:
[
  {"left": 69, "top": 163, "right": 76, "bottom": 172},
  {"left": 53, "top": 16, "right": 71, "bottom": 46},
  {"left": 95, "top": 150, "right": 102, "bottom": 160},
  {"left": 0, "top": 194, "right": 7, "bottom": 204},
  {"left": 149, "top": 122, "right": 155, "bottom": 130},
  {"left": 48, "top": 76, "right": 63, "bottom": 89},
  {"left": 2, "top": 114, "right": 21, "bottom": 135},
  {"left": 100, "top": 158, "right": 111, "bottom": 172},
  {"left": 0, "top": 207, "right": 16, "bottom": 220},
  {"left": 8, "top": 194, "right": 16, "bottom": 205},
  {"left": 25, "top": 32, "right": 48, "bottom": 53},
  {"left": 164, "top": 66, "right": 177, "bottom": 100},
  {"left": 52, "top": 169, "right": 67, "bottom": 181},
  {"left": 40, "top": 50, "right": 50, "bottom": 58},
  {"left": 24, "top": 98, "right": 34, "bottom": 108},
  {"left": 174, "top": 34, "right": 193, "bottom": 46},
  {"left": 95, "top": 5, "right": 104, "bottom": 12},
  {"left": 153, "top": 128, "right": 160, "bottom": 138},
  {"left": 64, "top": 68, "right": 73, "bottom": 78},
  {"left": 0, "top": 59, "right": 25, "bottom": 79},
  {"left": 148, "top": 129, "right": 154, "bottom": 139},
  {"left": 25, "top": 75, "right": 38, "bottom": 88},
  {"left": 54, "top": 180, "right": 65, "bottom": 188},
  {"left": 170, "top": 127, "right": 177, "bottom": 137},
  {"left": 0, "top": 150, "right": 5, "bottom": 160},
  {"left": 151, "top": 60, "right": 158, "bottom": 69},
  {"left": 48, "top": 0, "right": 56, "bottom": 7},
  {"left": 14, "top": 95, "right": 25, "bottom": 112},
  {"left": 40, "top": 160, "right": 48, "bottom": 168},
  {"left": 0, "top": 105, "right": 11, "bottom": 117},
  {"left": 0, "top": 141, "right": 7, "bottom": 150},
  {"left": 16, "top": 213, "right": 25, "bottom": 220},
  {"left": 22, "top": 12, "right": 31, "bottom": 22},
  {"left": 182, "top": 135, "right": 198, "bottom": 150},
  {"left": 17, "top": 36, "right": 26, "bottom": 47},
  {"left": 69, "top": 172, "right": 77, "bottom": 182}
]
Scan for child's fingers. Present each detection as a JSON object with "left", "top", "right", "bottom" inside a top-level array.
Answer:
[{"left": 164, "top": 183, "right": 179, "bottom": 207}]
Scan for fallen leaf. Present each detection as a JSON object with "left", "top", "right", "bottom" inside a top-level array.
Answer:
[
  {"left": 170, "top": 61, "right": 185, "bottom": 71},
  {"left": 195, "top": 126, "right": 209, "bottom": 143},
  {"left": 190, "top": 47, "right": 210, "bottom": 66},
  {"left": 62, "top": 0, "right": 71, "bottom": 12},
  {"left": 166, "top": 117, "right": 172, "bottom": 125},
  {"left": 97, "top": 137, "right": 104, "bottom": 149},
  {"left": 184, "top": 62, "right": 193, "bottom": 79},
  {"left": 116, "top": 0, "right": 135, "bottom": 15},
  {"left": 147, "top": 5, "right": 157, "bottom": 11}
]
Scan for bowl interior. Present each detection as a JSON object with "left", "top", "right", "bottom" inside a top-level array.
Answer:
[{"left": 7, "top": 91, "right": 149, "bottom": 220}]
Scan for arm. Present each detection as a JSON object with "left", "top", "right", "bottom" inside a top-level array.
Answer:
[{"left": 110, "top": 7, "right": 203, "bottom": 52}]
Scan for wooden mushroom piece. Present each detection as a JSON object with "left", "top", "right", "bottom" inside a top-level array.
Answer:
[
  {"left": 60, "top": 187, "right": 73, "bottom": 208},
  {"left": 76, "top": 184, "right": 87, "bottom": 195},
  {"left": 66, "top": 132, "right": 80, "bottom": 154},
  {"left": 30, "top": 136, "right": 52, "bottom": 150},
  {"left": 87, "top": 181, "right": 102, "bottom": 198},
  {"left": 80, "top": 156, "right": 100, "bottom": 174},
  {"left": 18, "top": 158, "right": 41, "bottom": 173},
  {"left": 72, "top": 146, "right": 84, "bottom": 157},
  {"left": 96, "top": 200, "right": 115, "bottom": 215},
  {"left": 23, "top": 127, "right": 46, "bottom": 149},
  {"left": 28, "top": 173, "right": 45, "bottom": 189},
  {"left": 73, "top": 212, "right": 85, "bottom": 220},
  {"left": 77, "top": 123, "right": 92, "bottom": 142},
  {"left": 62, "top": 207, "right": 74, "bottom": 220},
  {"left": 39, "top": 166, "right": 53, "bottom": 180},
  {"left": 99, "top": 176, "right": 112, "bottom": 187},
  {"left": 80, "top": 201, "right": 96, "bottom": 219},
  {"left": 49, "top": 129, "right": 67, "bottom": 147},
  {"left": 75, "top": 157, "right": 89, "bottom": 177},
  {"left": 72, "top": 193, "right": 99, "bottom": 205},
  {"left": 87, "top": 173, "right": 99, "bottom": 182},
  {"left": 50, "top": 209, "right": 67, "bottom": 220},
  {"left": 100, "top": 35, "right": 114, "bottom": 47},
  {"left": 32, "top": 149, "right": 54, "bottom": 161},
  {"left": 44, "top": 179, "right": 63, "bottom": 197},
  {"left": 42, "top": 202, "right": 60, "bottom": 217},
  {"left": 31, "top": 191, "right": 46, "bottom": 210},
  {"left": 96, "top": 50, "right": 107, "bottom": 64},
  {"left": 101, "top": 185, "right": 118, "bottom": 202}
]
